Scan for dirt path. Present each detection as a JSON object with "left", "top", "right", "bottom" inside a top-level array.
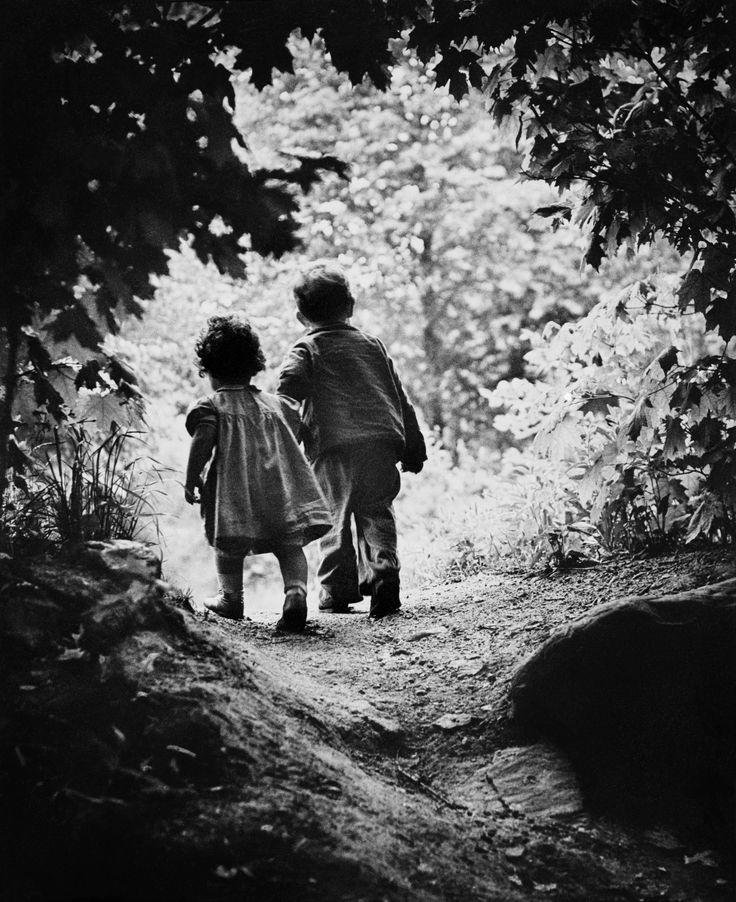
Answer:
[
  {"left": 189, "top": 547, "right": 736, "bottom": 901},
  {"left": 3, "top": 544, "right": 735, "bottom": 901}
]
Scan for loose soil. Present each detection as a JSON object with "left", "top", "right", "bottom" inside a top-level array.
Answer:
[{"left": 1, "top": 545, "right": 734, "bottom": 901}]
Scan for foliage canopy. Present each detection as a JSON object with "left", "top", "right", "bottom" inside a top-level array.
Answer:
[{"left": 5, "top": 0, "right": 734, "bottom": 353}]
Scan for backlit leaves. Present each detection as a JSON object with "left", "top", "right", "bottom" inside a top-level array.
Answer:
[{"left": 492, "top": 277, "right": 736, "bottom": 549}]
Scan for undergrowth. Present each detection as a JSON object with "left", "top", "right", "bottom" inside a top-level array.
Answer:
[
  {"left": 1, "top": 424, "right": 167, "bottom": 555},
  {"left": 408, "top": 277, "right": 736, "bottom": 579}
]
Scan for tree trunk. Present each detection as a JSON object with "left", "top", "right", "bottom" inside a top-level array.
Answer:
[{"left": 0, "top": 317, "right": 21, "bottom": 517}]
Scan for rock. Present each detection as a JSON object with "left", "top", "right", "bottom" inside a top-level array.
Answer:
[
  {"left": 78, "top": 540, "right": 161, "bottom": 583},
  {"left": 486, "top": 744, "right": 584, "bottom": 818},
  {"left": 347, "top": 698, "right": 403, "bottom": 742},
  {"left": 449, "top": 658, "right": 485, "bottom": 676},
  {"left": 405, "top": 629, "right": 444, "bottom": 642},
  {"left": 0, "top": 542, "right": 171, "bottom": 660},
  {"left": 433, "top": 712, "right": 473, "bottom": 731},
  {"left": 510, "top": 578, "right": 736, "bottom": 843}
]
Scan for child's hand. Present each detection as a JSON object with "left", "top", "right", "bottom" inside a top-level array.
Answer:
[
  {"left": 184, "top": 483, "right": 201, "bottom": 505},
  {"left": 400, "top": 439, "right": 427, "bottom": 474},
  {"left": 400, "top": 454, "right": 425, "bottom": 474}
]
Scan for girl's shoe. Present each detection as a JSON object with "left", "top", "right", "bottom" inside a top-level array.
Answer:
[
  {"left": 276, "top": 587, "right": 307, "bottom": 633},
  {"left": 204, "top": 592, "right": 244, "bottom": 620}
]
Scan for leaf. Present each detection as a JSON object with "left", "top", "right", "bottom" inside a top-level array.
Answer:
[
  {"left": 662, "top": 417, "right": 687, "bottom": 461},
  {"left": 75, "top": 359, "right": 105, "bottom": 391},
  {"left": 77, "top": 390, "right": 144, "bottom": 432},
  {"left": 32, "top": 373, "right": 68, "bottom": 423},
  {"left": 536, "top": 415, "right": 585, "bottom": 461},
  {"left": 656, "top": 345, "right": 678, "bottom": 376},
  {"left": 24, "top": 331, "right": 53, "bottom": 372},
  {"left": 678, "top": 268, "right": 709, "bottom": 313},
  {"left": 433, "top": 47, "right": 468, "bottom": 97},
  {"left": 584, "top": 234, "right": 605, "bottom": 270},
  {"left": 277, "top": 152, "right": 351, "bottom": 191},
  {"left": 578, "top": 393, "right": 620, "bottom": 415},
  {"left": 685, "top": 497, "right": 719, "bottom": 543},
  {"left": 467, "top": 60, "right": 486, "bottom": 90},
  {"left": 534, "top": 204, "right": 572, "bottom": 220},
  {"left": 8, "top": 437, "right": 31, "bottom": 474},
  {"left": 210, "top": 244, "right": 247, "bottom": 280},
  {"left": 107, "top": 355, "right": 139, "bottom": 387},
  {"left": 627, "top": 396, "right": 653, "bottom": 441},
  {"left": 689, "top": 416, "right": 722, "bottom": 454},
  {"left": 48, "top": 305, "right": 103, "bottom": 351},
  {"left": 670, "top": 381, "right": 702, "bottom": 414},
  {"left": 705, "top": 285, "right": 736, "bottom": 342}
]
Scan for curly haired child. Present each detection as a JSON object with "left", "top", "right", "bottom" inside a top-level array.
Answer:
[
  {"left": 278, "top": 263, "right": 427, "bottom": 618},
  {"left": 185, "top": 315, "right": 331, "bottom": 631}
]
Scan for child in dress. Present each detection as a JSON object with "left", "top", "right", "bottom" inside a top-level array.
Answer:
[
  {"left": 277, "top": 263, "right": 426, "bottom": 618},
  {"left": 184, "top": 315, "right": 332, "bottom": 632}
]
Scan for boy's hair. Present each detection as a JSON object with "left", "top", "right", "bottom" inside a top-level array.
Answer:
[
  {"left": 294, "top": 263, "right": 354, "bottom": 322},
  {"left": 195, "top": 315, "right": 266, "bottom": 381}
]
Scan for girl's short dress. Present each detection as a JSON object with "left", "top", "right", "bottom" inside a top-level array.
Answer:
[{"left": 185, "top": 386, "right": 332, "bottom": 555}]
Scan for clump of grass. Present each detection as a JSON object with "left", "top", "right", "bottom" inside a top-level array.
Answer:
[
  {"left": 1, "top": 423, "right": 168, "bottom": 554},
  {"left": 164, "top": 586, "right": 196, "bottom": 614}
]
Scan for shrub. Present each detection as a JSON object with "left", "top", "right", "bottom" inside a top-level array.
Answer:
[
  {"left": 1, "top": 424, "right": 166, "bottom": 554},
  {"left": 489, "top": 277, "right": 736, "bottom": 558}
]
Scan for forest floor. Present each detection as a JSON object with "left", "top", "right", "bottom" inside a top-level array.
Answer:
[{"left": 2, "top": 545, "right": 735, "bottom": 901}]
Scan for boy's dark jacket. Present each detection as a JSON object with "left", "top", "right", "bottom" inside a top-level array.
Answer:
[{"left": 277, "top": 323, "right": 426, "bottom": 470}]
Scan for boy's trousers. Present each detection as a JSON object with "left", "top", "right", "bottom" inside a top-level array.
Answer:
[{"left": 312, "top": 441, "right": 400, "bottom": 603}]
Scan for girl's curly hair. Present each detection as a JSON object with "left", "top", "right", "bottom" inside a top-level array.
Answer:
[{"left": 195, "top": 315, "right": 266, "bottom": 381}]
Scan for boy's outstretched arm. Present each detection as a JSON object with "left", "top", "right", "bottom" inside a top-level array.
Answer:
[
  {"left": 185, "top": 423, "right": 216, "bottom": 504},
  {"left": 277, "top": 344, "right": 312, "bottom": 401}
]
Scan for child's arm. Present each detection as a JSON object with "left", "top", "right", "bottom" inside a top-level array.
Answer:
[
  {"left": 185, "top": 423, "right": 216, "bottom": 504},
  {"left": 386, "top": 355, "right": 427, "bottom": 473},
  {"left": 277, "top": 343, "right": 312, "bottom": 401},
  {"left": 399, "top": 401, "right": 427, "bottom": 473}
]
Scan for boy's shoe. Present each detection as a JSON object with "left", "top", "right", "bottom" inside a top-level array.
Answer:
[
  {"left": 369, "top": 578, "right": 401, "bottom": 619},
  {"left": 276, "top": 587, "right": 308, "bottom": 633},
  {"left": 318, "top": 595, "right": 355, "bottom": 613},
  {"left": 204, "top": 592, "right": 244, "bottom": 620}
]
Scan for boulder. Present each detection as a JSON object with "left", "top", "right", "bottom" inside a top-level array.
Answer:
[
  {"left": 0, "top": 541, "right": 171, "bottom": 661},
  {"left": 77, "top": 540, "right": 161, "bottom": 583},
  {"left": 509, "top": 578, "right": 736, "bottom": 845}
]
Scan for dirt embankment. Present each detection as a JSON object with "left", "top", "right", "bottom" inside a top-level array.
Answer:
[{"left": 0, "top": 542, "right": 734, "bottom": 901}]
